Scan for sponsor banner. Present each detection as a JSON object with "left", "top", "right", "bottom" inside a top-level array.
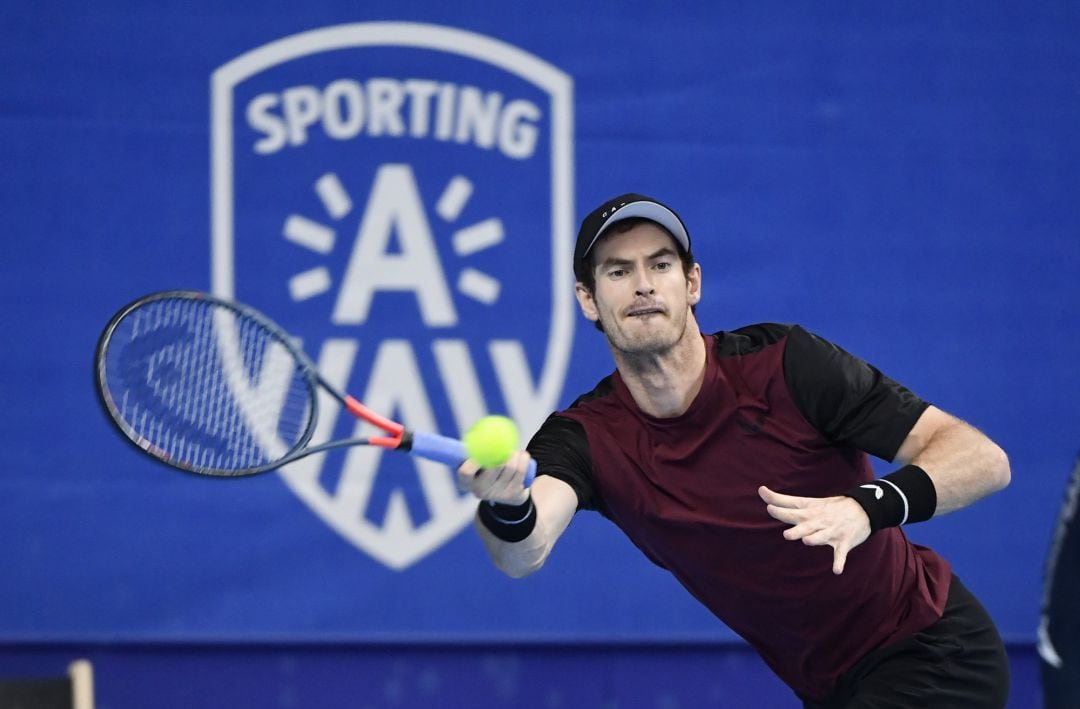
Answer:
[
  {"left": 211, "top": 23, "right": 574, "bottom": 569},
  {"left": 3, "top": 5, "right": 1079, "bottom": 643}
]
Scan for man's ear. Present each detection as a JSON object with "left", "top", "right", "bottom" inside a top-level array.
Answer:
[
  {"left": 687, "top": 263, "right": 702, "bottom": 305},
  {"left": 575, "top": 282, "right": 600, "bottom": 322}
]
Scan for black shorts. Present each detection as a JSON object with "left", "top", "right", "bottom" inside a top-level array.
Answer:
[{"left": 804, "top": 574, "right": 1010, "bottom": 709}]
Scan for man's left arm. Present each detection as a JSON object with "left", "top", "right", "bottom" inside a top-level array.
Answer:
[
  {"left": 892, "top": 404, "right": 1010, "bottom": 515},
  {"left": 761, "top": 405, "right": 1010, "bottom": 574}
]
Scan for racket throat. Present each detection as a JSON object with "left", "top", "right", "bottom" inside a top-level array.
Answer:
[
  {"left": 342, "top": 394, "right": 407, "bottom": 448},
  {"left": 393, "top": 430, "right": 415, "bottom": 452}
]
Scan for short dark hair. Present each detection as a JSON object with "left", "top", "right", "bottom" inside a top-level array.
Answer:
[{"left": 575, "top": 217, "right": 697, "bottom": 331}]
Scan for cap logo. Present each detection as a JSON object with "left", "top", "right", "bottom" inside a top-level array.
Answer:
[{"left": 600, "top": 201, "right": 628, "bottom": 220}]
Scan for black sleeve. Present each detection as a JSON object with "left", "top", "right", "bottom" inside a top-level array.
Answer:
[
  {"left": 525, "top": 414, "right": 599, "bottom": 511},
  {"left": 783, "top": 325, "right": 930, "bottom": 461}
]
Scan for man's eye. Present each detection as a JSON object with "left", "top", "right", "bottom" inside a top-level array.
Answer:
[
  {"left": 655, "top": 262, "right": 671, "bottom": 271},
  {"left": 608, "top": 269, "right": 626, "bottom": 278}
]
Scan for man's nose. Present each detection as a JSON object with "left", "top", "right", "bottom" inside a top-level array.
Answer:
[{"left": 634, "top": 269, "right": 655, "bottom": 295}]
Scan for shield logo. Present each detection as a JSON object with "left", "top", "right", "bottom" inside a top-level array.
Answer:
[{"left": 210, "top": 22, "right": 575, "bottom": 569}]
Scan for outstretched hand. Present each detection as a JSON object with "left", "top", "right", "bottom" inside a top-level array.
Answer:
[
  {"left": 758, "top": 486, "right": 871, "bottom": 575},
  {"left": 457, "top": 450, "right": 533, "bottom": 506}
]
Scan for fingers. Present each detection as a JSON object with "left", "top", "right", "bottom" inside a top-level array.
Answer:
[
  {"left": 811, "top": 533, "right": 851, "bottom": 575},
  {"left": 787, "top": 525, "right": 852, "bottom": 575},
  {"left": 781, "top": 520, "right": 823, "bottom": 541},
  {"left": 761, "top": 490, "right": 869, "bottom": 576},
  {"left": 758, "top": 485, "right": 809, "bottom": 509},
  {"left": 762, "top": 487, "right": 820, "bottom": 526},
  {"left": 457, "top": 450, "right": 532, "bottom": 505},
  {"left": 455, "top": 458, "right": 481, "bottom": 491},
  {"left": 765, "top": 502, "right": 808, "bottom": 526},
  {"left": 833, "top": 547, "right": 849, "bottom": 576}
]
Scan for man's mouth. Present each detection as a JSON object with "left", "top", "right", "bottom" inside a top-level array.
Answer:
[{"left": 625, "top": 306, "right": 665, "bottom": 318}]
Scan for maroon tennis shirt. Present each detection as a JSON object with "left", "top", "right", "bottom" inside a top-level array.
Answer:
[{"left": 527, "top": 324, "right": 952, "bottom": 701}]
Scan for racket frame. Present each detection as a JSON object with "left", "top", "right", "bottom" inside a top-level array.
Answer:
[
  {"left": 95, "top": 290, "right": 534, "bottom": 485},
  {"left": 95, "top": 291, "right": 402, "bottom": 477}
]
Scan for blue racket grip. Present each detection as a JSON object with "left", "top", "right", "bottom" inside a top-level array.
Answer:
[{"left": 408, "top": 431, "right": 536, "bottom": 487}]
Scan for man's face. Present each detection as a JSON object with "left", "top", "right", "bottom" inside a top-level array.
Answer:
[{"left": 575, "top": 221, "right": 701, "bottom": 357}]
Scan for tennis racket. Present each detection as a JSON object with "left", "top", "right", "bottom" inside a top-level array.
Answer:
[{"left": 94, "top": 290, "right": 536, "bottom": 482}]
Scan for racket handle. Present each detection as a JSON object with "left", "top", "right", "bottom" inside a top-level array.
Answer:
[{"left": 408, "top": 431, "right": 536, "bottom": 487}]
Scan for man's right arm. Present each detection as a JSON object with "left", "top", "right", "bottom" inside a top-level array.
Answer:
[
  {"left": 478, "top": 471, "right": 578, "bottom": 578},
  {"left": 461, "top": 413, "right": 593, "bottom": 577}
]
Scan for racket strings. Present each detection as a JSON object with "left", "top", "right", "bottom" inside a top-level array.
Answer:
[{"left": 104, "top": 297, "right": 314, "bottom": 473}]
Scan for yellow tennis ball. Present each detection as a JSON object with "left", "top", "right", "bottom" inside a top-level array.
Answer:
[{"left": 464, "top": 415, "right": 520, "bottom": 468}]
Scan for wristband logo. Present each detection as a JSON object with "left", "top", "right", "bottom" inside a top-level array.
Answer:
[
  {"left": 860, "top": 483, "right": 885, "bottom": 500},
  {"left": 211, "top": 23, "right": 574, "bottom": 569}
]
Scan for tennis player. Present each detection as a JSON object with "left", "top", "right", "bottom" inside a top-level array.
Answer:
[{"left": 459, "top": 194, "right": 1011, "bottom": 707}]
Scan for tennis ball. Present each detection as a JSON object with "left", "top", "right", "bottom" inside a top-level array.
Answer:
[{"left": 464, "top": 415, "right": 520, "bottom": 468}]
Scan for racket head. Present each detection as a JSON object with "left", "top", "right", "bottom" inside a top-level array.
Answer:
[{"left": 94, "top": 291, "right": 319, "bottom": 477}]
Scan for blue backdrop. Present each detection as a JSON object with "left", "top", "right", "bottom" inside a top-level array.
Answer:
[{"left": 2, "top": 1, "right": 1077, "bottom": 649}]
